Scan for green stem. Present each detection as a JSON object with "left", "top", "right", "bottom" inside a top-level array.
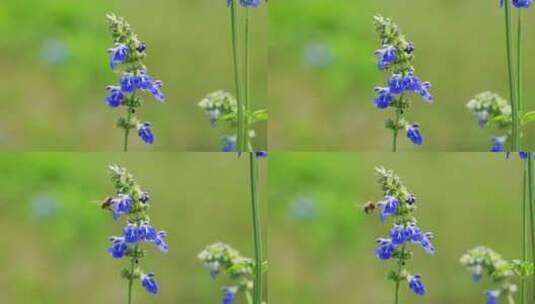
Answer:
[
  {"left": 392, "top": 102, "right": 402, "bottom": 153},
  {"left": 249, "top": 153, "right": 263, "bottom": 304},
  {"left": 528, "top": 154, "right": 535, "bottom": 302},
  {"left": 521, "top": 164, "right": 527, "bottom": 304},
  {"left": 243, "top": 8, "right": 250, "bottom": 152},
  {"left": 230, "top": 2, "right": 245, "bottom": 153},
  {"left": 504, "top": 0, "right": 520, "bottom": 150},
  {"left": 394, "top": 246, "right": 405, "bottom": 304},
  {"left": 517, "top": 11, "right": 523, "bottom": 114},
  {"left": 123, "top": 108, "right": 133, "bottom": 152},
  {"left": 127, "top": 244, "right": 139, "bottom": 304}
]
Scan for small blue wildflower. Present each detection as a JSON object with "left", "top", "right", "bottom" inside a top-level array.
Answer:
[
  {"left": 206, "top": 261, "right": 220, "bottom": 279},
  {"left": 228, "top": 0, "right": 262, "bottom": 7},
  {"left": 109, "top": 43, "right": 129, "bottom": 70},
  {"left": 137, "top": 42, "right": 147, "bottom": 53},
  {"left": 501, "top": 0, "right": 533, "bottom": 8},
  {"left": 123, "top": 223, "right": 141, "bottom": 244},
  {"left": 140, "top": 192, "right": 150, "bottom": 204},
  {"left": 141, "top": 272, "right": 159, "bottom": 294},
  {"left": 222, "top": 287, "right": 238, "bottom": 304},
  {"left": 120, "top": 72, "right": 137, "bottom": 93},
  {"left": 149, "top": 80, "right": 165, "bottom": 102},
  {"left": 406, "top": 124, "right": 423, "bottom": 145},
  {"left": 402, "top": 72, "right": 422, "bottom": 92},
  {"left": 486, "top": 290, "right": 499, "bottom": 304},
  {"left": 405, "top": 43, "right": 415, "bottom": 54},
  {"left": 152, "top": 230, "right": 169, "bottom": 253},
  {"left": 139, "top": 72, "right": 154, "bottom": 90},
  {"left": 406, "top": 194, "right": 416, "bottom": 205},
  {"left": 390, "top": 224, "right": 410, "bottom": 245},
  {"left": 519, "top": 152, "right": 529, "bottom": 160},
  {"left": 108, "top": 236, "right": 128, "bottom": 258},
  {"left": 222, "top": 136, "right": 237, "bottom": 152},
  {"left": 408, "top": 225, "right": 434, "bottom": 255},
  {"left": 378, "top": 196, "right": 399, "bottom": 223},
  {"left": 139, "top": 221, "right": 158, "bottom": 241},
  {"left": 137, "top": 123, "right": 155, "bottom": 144},
  {"left": 374, "top": 87, "right": 392, "bottom": 110},
  {"left": 112, "top": 194, "right": 133, "bottom": 220},
  {"left": 105, "top": 86, "right": 124, "bottom": 108},
  {"left": 407, "top": 223, "right": 423, "bottom": 242},
  {"left": 491, "top": 137, "right": 506, "bottom": 152},
  {"left": 256, "top": 151, "right": 268, "bottom": 158},
  {"left": 471, "top": 265, "right": 483, "bottom": 283},
  {"left": 375, "top": 45, "right": 397, "bottom": 70},
  {"left": 388, "top": 74, "right": 405, "bottom": 94},
  {"left": 418, "top": 232, "right": 435, "bottom": 255},
  {"left": 408, "top": 274, "right": 425, "bottom": 296},
  {"left": 376, "top": 238, "right": 395, "bottom": 260},
  {"left": 418, "top": 82, "right": 433, "bottom": 102}
]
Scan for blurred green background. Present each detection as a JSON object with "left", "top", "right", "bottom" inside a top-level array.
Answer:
[
  {"left": 269, "top": 0, "right": 535, "bottom": 151},
  {"left": 0, "top": 1, "right": 266, "bottom": 151},
  {"left": 0, "top": 153, "right": 266, "bottom": 303},
  {"left": 269, "top": 153, "right": 524, "bottom": 303}
]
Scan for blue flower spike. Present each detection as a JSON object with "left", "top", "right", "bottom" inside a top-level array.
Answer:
[
  {"left": 105, "top": 14, "right": 165, "bottom": 149},
  {"left": 101, "top": 165, "right": 167, "bottom": 299},
  {"left": 367, "top": 167, "right": 434, "bottom": 301},
  {"left": 373, "top": 16, "right": 433, "bottom": 150}
]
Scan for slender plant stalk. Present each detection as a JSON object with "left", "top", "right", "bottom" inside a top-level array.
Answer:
[
  {"left": 528, "top": 154, "right": 535, "bottom": 300},
  {"left": 127, "top": 244, "right": 139, "bottom": 304},
  {"left": 394, "top": 275, "right": 400, "bottom": 304},
  {"left": 230, "top": 2, "right": 245, "bottom": 153},
  {"left": 504, "top": 0, "right": 520, "bottom": 150},
  {"left": 392, "top": 103, "right": 402, "bottom": 152},
  {"left": 521, "top": 163, "right": 527, "bottom": 304},
  {"left": 516, "top": 11, "right": 523, "bottom": 114},
  {"left": 394, "top": 245, "right": 405, "bottom": 304},
  {"left": 123, "top": 108, "right": 133, "bottom": 152},
  {"left": 249, "top": 153, "right": 263, "bottom": 304},
  {"left": 243, "top": 8, "right": 251, "bottom": 152}
]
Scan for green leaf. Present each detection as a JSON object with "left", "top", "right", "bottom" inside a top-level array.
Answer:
[
  {"left": 249, "top": 109, "right": 268, "bottom": 124},
  {"left": 522, "top": 111, "right": 535, "bottom": 126}
]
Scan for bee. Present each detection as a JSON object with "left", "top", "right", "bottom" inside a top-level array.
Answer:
[
  {"left": 100, "top": 196, "right": 114, "bottom": 210},
  {"left": 361, "top": 201, "right": 376, "bottom": 214}
]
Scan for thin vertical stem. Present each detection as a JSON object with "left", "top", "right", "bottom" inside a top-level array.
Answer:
[
  {"left": 230, "top": 2, "right": 245, "bottom": 152},
  {"left": 392, "top": 109, "right": 400, "bottom": 153},
  {"left": 243, "top": 8, "right": 251, "bottom": 152},
  {"left": 516, "top": 11, "right": 523, "bottom": 114},
  {"left": 527, "top": 154, "right": 535, "bottom": 300},
  {"left": 249, "top": 153, "right": 263, "bottom": 304},
  {"left": 521, "top": 163, "right": 527, "bottom": 304},
  {"left": 392, "top": 97, "right": 403, "bottom": 152},
  {"left": 394, "top": 246, "right": 405, "bottom": 304},
  {"left": 127, "top": 244, "right": 138, "bottom": 304},
  {"left": 123, "top": 108, "right": 132, "bottom": 152},
  {"left": 504, "top": 0, "right": 520, "bottom": 150}
]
